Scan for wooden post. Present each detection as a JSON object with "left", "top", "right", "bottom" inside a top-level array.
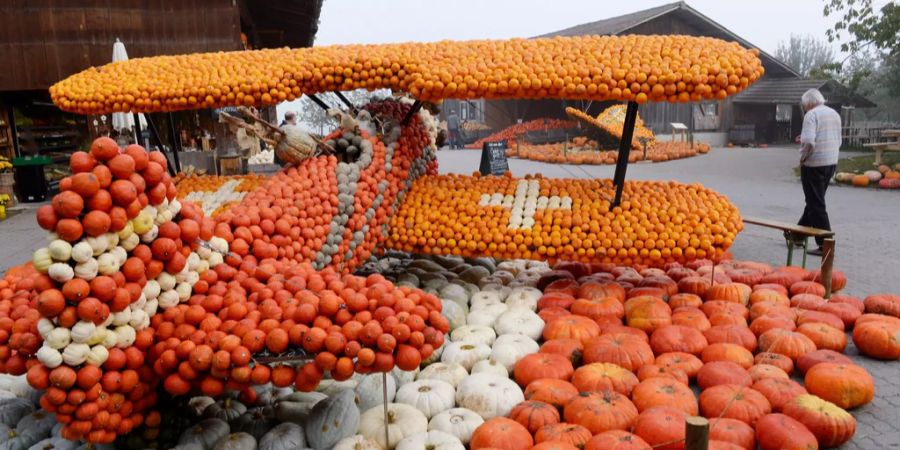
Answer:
[
  {"left": 821, "top": 237, "right": 835, "bottom": 299},
  {"left": 612, "top": 101, "right": 639, "bottom": 207},
  {"left": 685, "top": 416, "right": 710, "bottom": 450}
]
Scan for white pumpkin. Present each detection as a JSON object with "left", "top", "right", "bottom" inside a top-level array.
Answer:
[
  {"left": 86, "top": 235, "right": 108, "bottom": 256},
  {"left": 157, "top": 273, "right": 177, "bottom": 291},
  {"left": 158, "top": 290, "right": 180, "bottom": 309},
  {"left": 97, "top": 252, "right": 119, "bottom": 275},
  {"left": 427, "top": 408, "right": 484, "bottom": 445},
  {"left": 105, "top": 233, "right": 120, "bottom": 251},
  {"left": 416, "top": 363, "right": 468, "bottom": 388},
  {"left": 74, "top": 258, "right": 99, "bottom": 280},
  {"left": 45, "top": 328, "right": 71, "bottom": 350},
  {"left": 32, "top": 248, "right": 53, "bottom": 273},
  {"left": 469, "top": 291, "right": 504, "bottom": 309},
  {"left": 70, "top": 321, "right": 96, "bottom": 344},
  {"left": 47, "top": 263, "right": 75, "bottom": 283},
  {"left": 422, "top": 340, "right": 446, "bottom": 366},
  {"left": 70, "top": 241, "right": 94, "bottom": 263},
  {"left": 396, "top": 430, "right": 465, "bottom": 450},
  {"left": 120, "top": 233, "right": 140, "bottom": 251},
  {"left": 86, "top": 345, "right": 109, "bottom": 366},
  {"left": 117, "top": 221, "right": 134, "bottom": 240},
  {"left": 355, "top": 373, "right": 397, "bottom": 413},
  {"left": 490, "top": 334, "right": 539, "bottom": 372},
  {"left": 440, "top": 300, "right": 467, "bottom": 330},
  {"left": 395, "top": 380, "right": 456, "bottom": 419},
  {"left": 176, "top": 282, "right": 193, "bottom": 301},
  {"left": 493, "top": 308, "right": 544, "bottom": 340},
  {"left": 392, "top": 366, "right": 419, "bottom": 387},
  {"left": 36, "top": 346, "right": 63, "bottom": 368},
  {"left": 449, "top": 325, "right": 496, "bottom": 347},
  {"left": 37, "top": 318, "right": 55, "bottom": 338},
  {"left": 62, "top": 343, "right": 91, "bottom": 366},
  {"left": 465, "top": 303, "right": 507, "bottom": 328},
  {"left": 440, "top": 342, "right": 490, "bottom": 372},
  {"left": 455, "top": 373, "right": 524, "bottom": 420},
  {"left": 48, "top": 240, "right": 73, "bottom": 261},
  {"left": 114, "top": 325, "right": 136, "bottom": 348},
  {"left": 359, "top": 403, "right": 428, "bottom": 450},
  {"left": 332, "top": 435, "right": 382, "bottom": 450},
  {"left": 470, "top": 359, "right": 508, "bottom": 378},
  {"left": 479, "top": 284, "right": 512, "bottom": 300},
  {"left": 140, "top": 225, "right": 159, "bottom": 243},
  {"left": 504, "top": 287, "right": 542, "bottom": 311}
]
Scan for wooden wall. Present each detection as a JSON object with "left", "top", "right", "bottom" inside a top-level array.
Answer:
[{"left": 0, "top": 0, "right": 242, "bottom": 92}]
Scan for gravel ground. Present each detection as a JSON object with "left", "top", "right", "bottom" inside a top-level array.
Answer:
[{"left": 1, "top": 145, "right": 898, "bottom": 446}]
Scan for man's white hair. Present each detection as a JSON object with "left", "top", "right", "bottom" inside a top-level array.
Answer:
[{"left": 801, "top": 88, "right": 826, "bottom": 109}]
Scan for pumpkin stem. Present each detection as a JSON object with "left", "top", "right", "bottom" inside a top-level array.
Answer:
[
  {"left": 418, "top": 385, "right": 432, "bottom": 392},
  {"left": 387, "top": 409, "right": 397, "bottom": 423}
]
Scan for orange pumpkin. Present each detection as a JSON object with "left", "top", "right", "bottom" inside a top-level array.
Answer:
[
  {"left": 543, "top": 315, "right": 600, "bottom": 345},
  {"left": 699, "top": 384, "right": 771, "bottom": 425},
  {"left": 630, "top": 377, "right": 698, "bottom": 415},
  {"left": 83, "top": 210, "right": 112, "bottom": 237},
  {"left": 56, "top": 219, "right": 85, "bottom": 242},
  {"left": 571, "top": 362, "right": 639, "bottom": 396},
  {"left": 804, "top": 363, "right": 874, "bottom": 409},
  {"left": 71, "top": 172, "right": 101, "bottom": 197},
  {"left": 696, "top": 361, "right": 751, "bottom": 389},
  {"left": 709, "top": 417, "right": 755, "bottom": 450},
  {"left": 508, "top": 401, "right": 560, "bottom": 434},
  {"left": 563, "top": 391, "right": 638, "bottom": 434},
  {"left": 534, "top": 423, "right": 592, "bottom": 448},
  {"left": 53, "top": 191, "right": 84, "bottom": 218},
  {"left": 631, "top": 406, "right": 686, "bottom": 450},
  {"left": 649, "top": 324, "right": 708, "bottom": 355},
  {"left": 584, "top": 430, "right": 650, "bottom": 450},
  {"left": 583, "top": 333, "right": 654, "bottom": 372},
  {"left": 90, "top": 137, "right": 119, "bottom": 161},
  {"left": 750, "top": 377, "right": 808, "bottom": 412},
  {"left": 782, "top": 394, "right": 856, "bottom": 448},
  {"left": 470, "top": 417, "right": 534, "bottom": 450},
  {"left": 754, "top": 413, "right": 819, "bottom": 450}
]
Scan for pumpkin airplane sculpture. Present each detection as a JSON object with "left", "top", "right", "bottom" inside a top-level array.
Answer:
[{"left": 1, "top": 34, "right": 765, "bottom": 445}]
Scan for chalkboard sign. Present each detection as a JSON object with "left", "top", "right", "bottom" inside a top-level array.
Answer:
[{"left": 479, "top": 140, "right": 509, "bottom": 176}]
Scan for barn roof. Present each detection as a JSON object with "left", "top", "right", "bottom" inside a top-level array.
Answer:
[
  {"left": 537, "top": 1, "right": 800, "bottom": 79},
  {"left": 732, "top": 78, "right": 877, "bottom": 107}
]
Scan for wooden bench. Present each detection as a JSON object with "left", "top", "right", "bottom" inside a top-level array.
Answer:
[
  {"left": 743, "top": 216, "right": 837, "bottom": 297},
  {"left": 863, "top": 129, "right": 900, "bottom": 166}
]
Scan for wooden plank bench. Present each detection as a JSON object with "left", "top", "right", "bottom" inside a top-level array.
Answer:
[
  {"left": 743, "top": 216, "right": 834, "bottom": 268},
  {"left": 863, "top": 129, "right": 900, "bottom": 166},
  {"left": 742, "top": 216, "right": 837, "bottom": 297}
]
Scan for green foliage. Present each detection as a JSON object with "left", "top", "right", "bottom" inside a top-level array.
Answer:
[{"left": 823, "top": 0, "right": 900, "bottom": 54}]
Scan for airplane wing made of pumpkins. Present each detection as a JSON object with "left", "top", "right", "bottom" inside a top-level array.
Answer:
[{"left": 52, "top": 35, "right": 761, "bottom": 270}]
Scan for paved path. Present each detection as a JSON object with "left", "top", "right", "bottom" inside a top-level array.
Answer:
[{"left": 1, "top": 146, "right": 898, "bottom": 446}]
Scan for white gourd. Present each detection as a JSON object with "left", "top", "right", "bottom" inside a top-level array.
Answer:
[
  {"left": 158, "top": 290, "right": 180, "bottom": 309},
  {"left": 440, "top": 300, "right": 467, "bottom": 330},
  {"left": 392, "top": 366, "right": 419, "bottom": 387},
  {"left": 36, "top": 346, "right": 63, "bottom": 368},
  {"left": 140, "top": 225, "right": 159, "bottom": 243},
  {"left": 176, "top": 282, "right": 192, "bottom": 301},
  {"left": 129, "top": 309, "right": 148, "bottom": 329},
  {"left": 111, "top": 246, "right": 127, "bottom": 265},
  {"left": 470, "top": 359, "right": 508, "bottom": 377},
  {"left": 101, "top": 329, "right": 118, "bottom": 348},
  {"left": 112, "top": 308, "right": 132, "bottom": 327},
  {"left": 143, "top": 299, "right": 159, "bottom": 317},
  {"left": 117, "top": 221, "right": 134, "bottom": 240},
  {"left": 62, "top": 343, "right": 91, "bottom": 366},
  {"left": 416, "top": 363, "right": 468, "bottom": 388},
  {"left": 48, "top": 263, "right": 75, "bottom": 282},
  {"left": 71, "top": 242, "right": 94, "bottom": 263},
  {"left": 332, "top": 435, "right": 381, "bottom": 450},
  {"left": 74, "top": 258, "right": 99, "bottom": 280},
  {"left": 104, "top": 232, "right": 119, "bottom": 250},
  {"left": 143, "top": 280, "right": 161, "bottom": 301},
  {"left": 395, "top": 380, "right": 456, "bottom": 419},
  {"left": 131, "top": 293, "right": 147, "bottom": 311},
  {"left": 87, "top": 326, "right": 107, "bottom": 346},
  {"left": 70, "top": 321, "right": 96, "bottom": 344},
  {"left": 97, "top": 253, "right": 119, "bottom": 275},
  {"left": 504, "top": 287, "right": 542, "bottom": 311},
  {"left": 490, "top": 334, "right": 539, "bottom": 372},
  {"left": 396, "top": 430, "right": 465, "bottom": 450},
  {"left": 455, "top": 373, "right": 524, "bottom": 420},
  {"left": 440, "top": 342, "right": 490, "bottom": 372},
  {"left": 158, "top": 273, "right": 177, "bottom": 291},
  {"left": 119, "top": 232, "right": 140, "bottom": 251},
  {"left": 465, "top": 303, "right": 507, "bottom": 328},
  {"left": 32, "top": 248, "right": 53, "bottom": 273},
  {"left": 114, "top": 325, "right": 136, "bottom": 348},
  {"left": 428, "top": 408, "right": 484, "bottom": 445},
  {"left": 359, "top": 403, "right": 428, "bottom": 450},
  {"left": 86, "top": 236, "right": 108, "bottom": 255},
  {"left": 493, "top": 308, "right": 544, "bottom": 340},
  {"left": 46, "top": 328, "right": 71, "bottom": 350},
  {"left": 449, "top": 325, "right": 496, "bottom": 346},
  {"left": 37, "top": 319, "right": 55, "bottom": 338},
  {"left": 48, "top": 240, "right": 73, "bottom": 261},
  {"left": 208, "top": 252, "right": 224, "bottom": 267},
  {"left": 469, "top": 291, "right": 503, "bottom": 309},
  {"left": 86, "top": 345, "right": 109, "bottom": 366}
]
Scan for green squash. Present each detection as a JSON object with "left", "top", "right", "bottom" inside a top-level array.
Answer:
[
  {"left": 212, "top": 432, "right": 256, "bottom": 450},
  {"left": 178, "top": 418, "right": 231, "bottom": 449},
  {"left": 305, "top": 390, "right": 361, "bottom": 450},
  {"left": 259, "top": 423, "right": 306, "bottom": 450}
]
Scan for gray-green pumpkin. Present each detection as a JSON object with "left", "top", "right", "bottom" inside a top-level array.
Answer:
[
  {"left": 355, "top": 373, "right": 396, "bottom": 412},
  {"left": 212, "top": 432, "right": 256, "bottom": 450},
  {"left": 178, "top": 418, "right": 231, "bottom": 449},
  {"left": 0, "top": 398, "right": 33, "bottom": 427},
  {"left": 203, "top": 398, "right": 247, "bottom": 423},
  {"left": 259, "top": 423, "right": 306, "bottom": 450},
  {"left": 304, "top": 390, "right": 360, "bottom": 450}
]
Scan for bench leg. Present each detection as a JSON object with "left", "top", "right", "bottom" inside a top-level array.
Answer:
[
  {"left": 785, "top": 237, "right": 794, "bottom": 266},
  {"left": 801, "top": 238, "right": 808, "bottom": 269},
  {"left": 821, "top": 238, "right": 835, "bottom": 299}
]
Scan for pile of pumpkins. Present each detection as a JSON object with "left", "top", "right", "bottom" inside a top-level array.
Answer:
[{"left": 834, "top": 164, "right": 900, "bottom": 189}]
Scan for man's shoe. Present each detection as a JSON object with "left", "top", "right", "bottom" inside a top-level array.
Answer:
[{"left": 807, "top": 247, "right": 824, "bottom": 256}]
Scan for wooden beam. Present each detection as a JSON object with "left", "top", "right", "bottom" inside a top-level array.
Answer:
[{"left": 685, "top": 416, "right": 709, "bottom": 450}]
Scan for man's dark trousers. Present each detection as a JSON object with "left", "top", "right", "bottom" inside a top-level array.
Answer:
[{"left": 799, "top": 164, "right": 836, "bottom": 246}]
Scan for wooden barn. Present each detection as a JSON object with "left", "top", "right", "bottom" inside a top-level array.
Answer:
[
  {"left": 0, "top": 0, "right": 323, "bottom": 162},
  {"left": 470, "top": 1, "right": 873, "bottom": 146}
]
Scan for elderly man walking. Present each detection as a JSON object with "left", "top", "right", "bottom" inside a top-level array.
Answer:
[{"left": 797, "top": 88, "right": 840, "bottom": 256}]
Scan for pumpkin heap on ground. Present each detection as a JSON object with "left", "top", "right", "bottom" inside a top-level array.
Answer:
[
  {"left": 465, "top": 119, "right": 578, "bottom": 150},
  {"left": 834, "top": 164, "right": 900, "bottom": 189},
  {"left": 508, "top": 138, "right": 710, "bottom": 165}
]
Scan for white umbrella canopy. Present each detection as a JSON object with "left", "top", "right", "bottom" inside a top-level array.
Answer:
[{"left": 110, "top": 38, "right": 146, "bottom": 132}]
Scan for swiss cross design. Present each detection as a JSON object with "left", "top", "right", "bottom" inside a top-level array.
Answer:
[{"left": 479, "top": 180, "right": 573, "bottom": 230}]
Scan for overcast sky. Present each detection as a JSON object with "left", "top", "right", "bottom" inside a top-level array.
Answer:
[{"left": 314, "top": 0, "right": 843, "bottom": 54}]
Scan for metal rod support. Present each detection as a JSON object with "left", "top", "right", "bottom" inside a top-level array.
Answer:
[
  {"left": 382, "top": 372, "right": 390, "bottom": 447},
  {"left": 305, "top": 94, "right": 332, "bottom": 111},
  {"left": 332, "top": 91, "right": 357, "bottom": 114},
  {"left": 133, "top": 112, "right": 145, "bottom": 147},
  {"left": 821, "top": 238, "right": 835, "bottom": 299},
  {"left": 612, "top": 101, "right": 639, "bottom": 207},
  {"left": 402, "top": 100, "right": 423, "bottom": 125},
  {"left": 145, "top": 116, "right": 177, "bottom": 177},
  {"left": 167, "top": 113, "right": 182, "bottom": 173}
]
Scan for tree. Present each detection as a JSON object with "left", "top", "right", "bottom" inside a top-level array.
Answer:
[
  {"left": 775, "top": 34, "right": 836, "bottom": 77},
  {"left": 291, "top": 89, "right": 391, "bottom": 135},
  {"left": 823, "top": 0, "right": 900, "bottom": 55}
]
